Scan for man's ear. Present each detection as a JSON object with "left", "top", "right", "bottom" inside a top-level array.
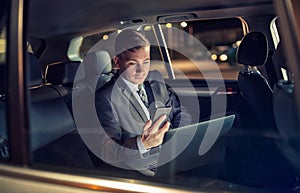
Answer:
[{"left": 114, "top": 56, "right": 120, "bottom": 68}]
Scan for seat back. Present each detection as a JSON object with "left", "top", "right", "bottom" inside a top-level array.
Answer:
[
  {"left": 29, "top": 53, "right": 44, "bottom": 86},
  {"left": 71, "top": 51, "right": 114, "bottom": 168},
  {"left": 28, "top": 53, "right": 75, "bottom": 150},
  {"left": 82, "top": 50, "right": 113, "bottom": 91},
  {"left": 71, "top": 50, "right": 113, "bottom": 126},
  {"left": 273, "top": 80, "right": 300, "bottom": 171},
  {"left": 272, "top": 41, "right": 300, "bottom": 172},
  {"left": 45, "top": 61, "right": 82, "bottom": 87},
  {"left": 44, "top": 61, "right": 82, "bottom": 112},
  {"left": 237, "top": 31, "right": 276, "bottom": 130},
  {"left": 28, "top": 54, "right": 93, "bottom": 168}
]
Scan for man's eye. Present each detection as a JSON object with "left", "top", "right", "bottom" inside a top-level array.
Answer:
[
  {"left": 128, "top": 62, "right": 137, "bottom": 66},
  {"left": 144, "top": 61, "right": 150, "bottom": 65}
]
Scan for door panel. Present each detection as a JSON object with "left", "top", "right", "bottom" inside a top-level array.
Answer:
[{"left": 165, "top": 78, "right": 254, "bottom": 128}]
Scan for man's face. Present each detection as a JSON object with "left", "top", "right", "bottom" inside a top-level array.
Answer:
[{"left": 115, "top": 46, "right": 150, "bottom": 85}]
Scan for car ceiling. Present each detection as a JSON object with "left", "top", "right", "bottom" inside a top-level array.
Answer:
[{"left": 27, "top": 0, "right": 274, "bottom": 38}]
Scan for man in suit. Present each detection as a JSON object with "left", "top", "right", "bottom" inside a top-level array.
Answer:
[{"left": 95, "top": 29, "right": 192, "bottom": 173}]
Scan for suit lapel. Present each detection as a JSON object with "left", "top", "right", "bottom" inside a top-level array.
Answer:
[{"left": 117, "top": 78, "right": 149, "bottom": 122}]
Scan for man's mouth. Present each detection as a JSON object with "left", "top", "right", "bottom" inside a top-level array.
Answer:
[{"left": 135, "top": 75, "right": 145, "bottom": 79}]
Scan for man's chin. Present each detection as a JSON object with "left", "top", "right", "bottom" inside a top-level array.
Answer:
[{"left": 133, "top": 78, "right": 145, "bottom": 85}]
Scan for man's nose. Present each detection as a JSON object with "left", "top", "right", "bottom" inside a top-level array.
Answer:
[{"left": 136, "top": 63, "right": 143, "bottom": 72}]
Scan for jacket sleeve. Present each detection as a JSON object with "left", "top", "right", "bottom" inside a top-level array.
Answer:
[{"left": 95, "top": 90, "right": 156, "bottom": 169}]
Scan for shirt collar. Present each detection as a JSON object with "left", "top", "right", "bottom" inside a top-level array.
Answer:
[{"left": 121, "top": 77, "right": 139, "bottom": 92}]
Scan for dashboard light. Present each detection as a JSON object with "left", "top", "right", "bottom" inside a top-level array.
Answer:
[
  {"left": 166, "top": 23, "right": 172, "bottom": 28},
  {"left": 144, "top": 25, "right": 152, "bottom": 31},
  {"left": 219, "top": 54, "right": 228, "bottom": 62},
  {"left": 180, "top": 21, "right": 187, "bottom": 28},
  {"left": 102, "top": 35, "right": 109, "bottom": 40},
  {"left": 211, "top": 54, "right": 218, "bottom": 61}
]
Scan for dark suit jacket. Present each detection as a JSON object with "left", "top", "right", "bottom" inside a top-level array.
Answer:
[{"left": 95, "top": 70, "right": 191, "bottom": 168}]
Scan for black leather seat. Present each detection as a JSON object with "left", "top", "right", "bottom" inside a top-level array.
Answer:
[
  {"left": 44, "top": 61, "right": 82, "bottom": 112},
  {"left": 44, "top": 51, "right": 114, "bottom": 114},
  {"left": 45, "top": 61, "right": 82, "bottom": 88},
  {"left": 236, "top": 31, "right": 277, "bottom": 130},
  {"left": 272, "top": 42, "right": 300, "bottom": 173},
  {"left": 27, "top": 53, "right": 93, "bottom": 168},
  {"left": 230, "top": 33, "right": 298, "bottom": 186}
]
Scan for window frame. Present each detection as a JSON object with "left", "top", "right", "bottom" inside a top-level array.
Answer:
[{"left": 6, "top": 0, "right": 29, "bottom": 164}]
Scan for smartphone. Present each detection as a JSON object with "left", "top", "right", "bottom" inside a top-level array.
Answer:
[{"left": 152, "top": 107, "right": 172, "bottom": 124}]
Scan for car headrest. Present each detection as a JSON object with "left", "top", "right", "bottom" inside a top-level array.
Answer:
[
  {"left": 45, "top": 61, "right": 82, "bottom": 85},
  {"left": 237, "top": 31, "right": 268, "bottom": 67},
  {"left": 28, "top": 53, "right": 43, "bottom": 87},
  {"left": 83, "top": 51, "right": 112, "bottom": 78},
  {"left": 146, "top": 70, "right": 164, "bottom": 83}
]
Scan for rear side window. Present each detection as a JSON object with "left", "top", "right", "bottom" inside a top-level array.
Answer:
[
  {"left": 69, "top": 28, "right": 166, "bottom": 73},
  {"left": 69, "top": 18, "right": 244, "bottom": 81},
  {"left": 161, "top": 18, "right": 245, "bottom": 80},
  {"left": 68, "top": 30, "right": 116, "bottom": 62}
]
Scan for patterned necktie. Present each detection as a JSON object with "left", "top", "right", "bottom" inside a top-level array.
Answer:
[{"left": 137, "top": 84, "right": 149, "bottom": 107}]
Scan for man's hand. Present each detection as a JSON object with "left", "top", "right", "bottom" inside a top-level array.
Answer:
[{"left": 141, "top": 114, "right": 170, "bottom": 150}]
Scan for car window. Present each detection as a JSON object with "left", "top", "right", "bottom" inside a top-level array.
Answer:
[
  {"left": 139, "top": 25, "right": 168, "bottom": 77},
  {"left": 0, "top": 1, "right": 9, "bottom": 162},
  {"left": 69, "top": 19, "right": 245, "bottom": 81},
  {"left": 70, "top": 27, "right": 166, "bottom": 73},
  {"left": 68, "top": 30, "right": 116, "bottom": 62},
  {"left": 161, "top": 18, "right": 245, "bottom": 80}
]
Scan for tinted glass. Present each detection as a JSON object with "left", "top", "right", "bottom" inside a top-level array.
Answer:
[{"left": 161, "top": 18, "right": 244, "bottom": 80}]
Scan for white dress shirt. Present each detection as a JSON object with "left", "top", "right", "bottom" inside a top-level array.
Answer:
[{"left": 121, "top": 77, "right": 150, "bottom": 156}]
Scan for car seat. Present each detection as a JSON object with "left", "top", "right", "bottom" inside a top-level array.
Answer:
[
  {"left": 28, "top": 53, "right": 94, "bottom": 168},
  {"left": 82, "top": 50, "right": 114, "bottom": 92},
  {"left": 44, "top": 61, "right": 82, "bottom": 112},
  {"left": 236, "top": 31, "right": 277, "bottom": 131},
  {"left": 272, "top": 42, "right": 300, "bottom": 173}
]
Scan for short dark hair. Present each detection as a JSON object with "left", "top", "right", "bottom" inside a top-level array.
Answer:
[{"left": 115, "top": 29, "right": 150, "bottom": 57}]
